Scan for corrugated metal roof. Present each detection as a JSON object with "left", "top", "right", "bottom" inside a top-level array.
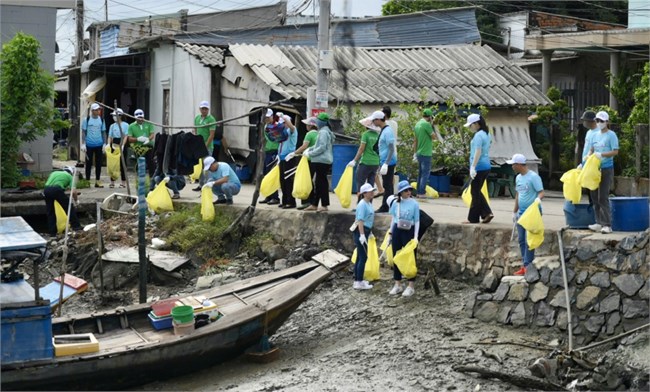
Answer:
[
  {"left": 176, "top": 8, "right": 480, "bottom": 48},
  {"left": 228, "top": 44, "right": 551, "bottom": 107},
  {"left": 176, "top": 42, "right": 225, "bottom": 67}
]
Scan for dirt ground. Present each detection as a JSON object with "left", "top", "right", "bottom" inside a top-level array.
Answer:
[{"left": 134, "top": 269, "right": 570, "bottom": 392}]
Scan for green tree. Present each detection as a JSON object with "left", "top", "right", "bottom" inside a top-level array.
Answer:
[
  {"left": 1, "top": 32, "right": 67, "bottom": 187},
  {"left": 620, "top": 62, "right": 649, "bottom": 177},
  {"left": 531, "top": 87, "right": 570, "bottom": 179}
]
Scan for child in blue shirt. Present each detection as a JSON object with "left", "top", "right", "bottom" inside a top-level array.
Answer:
[{"left": 388, "top": 180, "right": 420, "bottom": 297}]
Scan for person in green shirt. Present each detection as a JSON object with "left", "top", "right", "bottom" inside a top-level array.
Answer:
[
  {"left": 44, "top": 167, "right": 82, "bottom": 236},
  {"left": 127, "top": 109, "right": 156, "bottom": 177},
  {"left": 286, "top": 117, "right": 319, "bottom": 209},
  {"left": 349, "top": 111, "right": 382, "bottom": 205},
  {"left": 193, "top": 101, "right": 218, "bottom": 190},
  {"left": 413, "top": 108, "right": 438, "bottom": 198},
  {"left": 260, "top": 109, "right": 280, "bottom": 204}
]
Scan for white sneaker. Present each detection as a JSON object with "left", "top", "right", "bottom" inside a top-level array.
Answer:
[
  {"left": 601, "top": 226, "right": 612, "bottom": 234},
  {"left": 358, "top": 281, "right": 373, "bottom": 290},
  {"left": 353, "top": 281, "right": 361, "bottom": 290},
  {"left": 588, "top": 224, "right": 602, "bottom": 232},
  {"left": 389, "top": 285, "right": 404, "bottom": 295},
  {"left": 402, "top": 286, "right": 415, "bottom": 297}
]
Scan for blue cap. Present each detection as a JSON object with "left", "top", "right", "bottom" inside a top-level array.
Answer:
[{"left": 397, "top": 180, "right": 413, "bottom": 194}]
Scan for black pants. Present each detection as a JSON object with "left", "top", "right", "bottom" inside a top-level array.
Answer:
[
  {"left": 44, "top": 186, "right": 80, "bottom": 235},
  {"left": 310, "top": 162, "right": 331, "bottom": 207},
  {"left": 279, "top": 157, "right": 296, "bottom": 207},
  {"left": 135, "top": 148, "right": 156, "bottom": 178},
  {"left": 85, "top": 145, "right": 103, "bottom": 181},
  {"left": 467, "top": 169, "right": 492, "bottom": 223},
  {"left": 378, "top": 164, "right": 395, "bottom": 212},
  {"left": 211, "top": 143, "right": 222, "bottom": 161}
]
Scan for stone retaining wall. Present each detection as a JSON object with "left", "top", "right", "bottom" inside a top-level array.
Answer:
[{"left": 466, "top": 229, "right": 650, "bottom": 344}]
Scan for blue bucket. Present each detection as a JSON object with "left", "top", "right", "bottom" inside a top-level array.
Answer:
[
  {"left": 428, "top": 174, "right": 450, "bottom": 193},
  {"left": 563, "top": 201, "right": 596, "bottom": 229},
  {"left": 610, "top": 197, "right": 649, "bottom": 232},
  {"left": 331, "top": 144, "right": 358, "bottom": 192},
  {"left": 229, "top": 163, "right": 251, "bottom": 182}
]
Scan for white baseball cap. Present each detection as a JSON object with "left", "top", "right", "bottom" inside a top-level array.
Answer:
[
  {"left": 386, "top": 195, "right": 396, "bottom": 208},
  {"left": 301, "top": 117, "right": 317, "bottom": 126},
  {"left": 91, "top": 103, "right": 100, "bottom": 110},
  {"left": 63, "top": 166, "right": 75, "bottom": 174},
  {"left": 370, "top": 110, "right": 385, "bottom": 121},
  {"left": 506, "top": 153, "right": 526, "bottom": 165},
  {"left": 111, "top": 108, "right": 124, "bottom": 116},
  {"left": 134, "top": 109, "right": 145, "bottom": 118},
  {"left": 359, "top": 183, "right": 375, "bottom": 194},
  {"left": 595, "top": 111, "right": 609, "bottom": 121},
  {"left": 265, "top": 108, "right": 273, "bottom": 117},
  {"left": 199, "top": 101, "right": 210, "bottom": 109},
  {"left": 464, "top": 113, "right": 481, "bottom": 127},
  {"left": 203, "top": 156, "right": 215, "bottom": 171}
]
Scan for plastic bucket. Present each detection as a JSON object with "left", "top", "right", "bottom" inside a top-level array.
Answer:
[
  {"left": 563, "top": 201, "right": 596, "bottom": 229},
  {"left": 610, "top": 197, "right": 649, "bottom": 232},
  {"left": 430, "top": 175, "right": 450, "bottom": 193},
  {"left": 171, "top": 305, "right": 194, "bottom": 324},
  {"left": 331, "top": 144, "right": 358, "bottom": 192},
  {"left": 172, "top": 319, "right": 195, "bottom": 336}
]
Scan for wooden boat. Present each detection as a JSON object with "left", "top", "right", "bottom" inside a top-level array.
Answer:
[{"left": 1, "top": 251, "right": 348, "bottom": 391}]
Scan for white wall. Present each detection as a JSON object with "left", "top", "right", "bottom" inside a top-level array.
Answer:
[{"left": 498, "top": 11, "right": 528, "bottom": 60}]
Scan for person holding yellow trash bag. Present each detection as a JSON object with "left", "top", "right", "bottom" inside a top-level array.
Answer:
[
  {"left": 387, "top": 181, "right": 420, "bottom": 297},
  {"left": 509, "top": 154, "right": 544, "bottom": 276},
  {"left": 43, "top": 167, "right": 82, "bottom": 236},
  {"left": 351, "top": 183, "right": 377, "bottom": 290},
  {"left": 107, "top": 108, "right": 128, "bottom": 188},
  {"left": 202, "top": 156, "right": 241, "bottom": 205}
]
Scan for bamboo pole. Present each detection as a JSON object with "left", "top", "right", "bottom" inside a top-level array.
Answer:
[{"left": 56, "top": 167, "right": 78, "bottom": 316}]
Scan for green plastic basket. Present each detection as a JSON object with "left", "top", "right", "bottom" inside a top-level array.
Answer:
[{"left": 171, "top": 305, "right": 194, "bottom": 324}]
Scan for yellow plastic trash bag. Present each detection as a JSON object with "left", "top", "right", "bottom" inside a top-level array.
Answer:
[
  {"left": 410, "top": 182, "right": 439, "bottom": 198},
  {"left": 527, "top": 231, "right": 545, "bottom": 250},
  {"left": 393, "top": 239, "right": 418, "bottom": 279},
  {"left": 517, "top": 200, "right": 544, "bottom": 234},
  {"left": 189, "top": 159, "right": 203, "bottom": 183},
  {"left": 146, "top": 181, "right": 174, "bottom": 213},
  {"left": 54, "top": 201, "right": 67, "bottom": 234},
  {"left": 260, "top": 164, "right": 280, "bottom": 198},
  {"left": 201, "top": 186, "right": 215, "bottom": 222},
  {"left": 292, "top": 156, "right": 312, "bottom": 200},
  {"left": 379, "top": 231, "right": 394, "bottom": 266},
  {"left": 334, "top": 166, "right": 354, "bottom": 208},
  {"left": 560, "top": 168, "right": 582, "bottom": 204},
  {"left": 461, "top": 182, "right": 490, "bottom": 208},
  {"left": 105, "top": 144, "right": 121, "bottom": 181},
  {"left": 365, "top": 236, "right": 380, "bottom": 282},
  {"left": 351, "top": 248, "right": 357, "bottom": 263},
  {"left": 578, "top": 154, "right": 601, "bottom": 191}
]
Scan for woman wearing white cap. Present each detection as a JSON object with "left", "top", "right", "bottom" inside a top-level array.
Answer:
[
  {"left": 351, "top": 183, "right": 376, "bottom": 290},
  {"left": 108, "top": 108, "right": 128, "bottom": 188},
  {"left": 587, "top": 111, "right": 618, "bottom": 234},
  {"left": 81, "top": 102, "right": 107, "bottom": 187},
  {"left": 388, "top": 180, "right": 420, "bottom": 297},
  {"left": 464, "top": 113, "right": 493, "bottom": 224}
]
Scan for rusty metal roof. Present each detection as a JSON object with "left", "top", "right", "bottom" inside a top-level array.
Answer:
[
  {"left": 176, "top": 42, "right": 225, "bottom": 67},
  {"left": 228, "top": 44, "right": 551, "bottom": 107}
]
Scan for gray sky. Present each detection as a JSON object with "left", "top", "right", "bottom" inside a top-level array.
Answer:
[{"left": 55, "top": 0, "right": 385, "bottom": 69}]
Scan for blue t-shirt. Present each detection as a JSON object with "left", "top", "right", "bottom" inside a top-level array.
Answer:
[
  {"left": 470, "top": 130, "right": 491, "bottom": 171},
  {"left": 516, "top": 170, "right": 544, "bottom": 214},
  {"left": 389, "top": 198, "right": 420, "bottom": 225},
  {"left": 109, "top": 122, "right": 129, "bottom": 139},
  {"left": 581, "top": 127, "right": 598, "bottom": 162},
  {"left": 208, "top": 163, "right": 241, "bottom": 187},
  {"left": 82, "top": 116, "right": 106, "bottom": 147},
  {"left": 378, "top": 125, "right": 397, "bottom": 166},
  {"left": 278, "top": 125, "right": 298, "bottom": 159},
  {"left": 355, "top": 199, "right": 375, "bottom": 229},
  {"left": 590, "top": 130, "right": 619, "bottom": 169}
]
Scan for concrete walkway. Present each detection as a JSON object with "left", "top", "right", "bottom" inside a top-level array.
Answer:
[{"left": 56, "top": 160, "right": 574, "bottom": 232}]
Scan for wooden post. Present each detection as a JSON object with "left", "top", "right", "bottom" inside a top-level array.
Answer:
[
  {"left": 113, "top": 99, "right": 131, "bottom": 195},
  {"left": 96, "top": 202, "right": 104, "bottom": 296}
]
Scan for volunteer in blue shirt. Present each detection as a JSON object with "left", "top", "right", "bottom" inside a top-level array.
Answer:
[
  {"left": 464, "top": 113, "right": 493, "bottom": 224},
  {"left": 374, "top": 110, "right": 398, "bottom": 213},
  {"left": 277, "top": 113, "right": 298, "bottom": 209},
  {"left": 81, "top": 102, "right": 107, "bottom": 188},
  {"left": 388, "top": 180, "right": 420, "bottom": 297},
  {"left": 107, "top": 108, "right": 128, "bottom": 188},
  {"left": 202, "top": 156, "right": 241, "bottom": 205},
  {"left": 587, "top": 111, "right": 619, "bottom": 234},
  {"left": 352, "top": 183, "right": 376, "bottom": 291},
  {"left": 509, "top": 154, "right": 544, "bottom": 276}
]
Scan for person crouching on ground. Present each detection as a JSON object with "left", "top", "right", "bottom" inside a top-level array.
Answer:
[
  {"left": 202, "top": 156, "right": 241, "bottom": 205},
  {"left": 388, "top": 180, "right": 420, "bottom": 297},
  {"left": 44, "top": 166, "right": 82, "bottom": 236},
  {"left": 352, "top": 183, "right": 376, "bottom": 290},
  {"left": 509, "top": 154, "right": 544, "bottom": 276},
  {"left": 151, "top": 169, "right": 186, "bottom": 199}
]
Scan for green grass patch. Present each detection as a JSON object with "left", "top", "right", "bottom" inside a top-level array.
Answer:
[
  {"left": 158, "top": 205, "right": 236, "bottom": 261},
  {"left": 241, "top": 231, "right": 274, "bottom": 255},
  {"left": 53, "top": 147, "right": 68, "bottom": 161}
]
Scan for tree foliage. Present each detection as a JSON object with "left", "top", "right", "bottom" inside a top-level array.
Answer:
[
  {"left": 1, "top": 32, "right": 67, "bottom": 188},
  {"left": 620, "top": 62, "right": 649, "bottom": 177}
]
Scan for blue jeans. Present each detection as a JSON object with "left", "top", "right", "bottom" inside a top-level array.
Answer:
[
  {"left": 417, "top": 155, "right": 432, "bottom": 195},
  {"left": 517, "top": 222, "right": 535, "bottom": 267},
  {"left": 353, "top": 228, "right": 371, "bottom": 282},
  {"left": 212, "top": 182, "right": 240, "bottom": 200}
]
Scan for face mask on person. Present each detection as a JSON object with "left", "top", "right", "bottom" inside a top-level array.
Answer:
[{"left": 597, "top": 122, "right": 607, "bottom": 130}]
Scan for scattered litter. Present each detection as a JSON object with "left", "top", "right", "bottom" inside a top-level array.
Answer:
[
  {"left": 151, "top": 238, "right": 166, "bottom": 249},
  {"left": 83, "top": 224, "right": 96, "bottom": 232},
  {"left": 102, "top": 247, "right": 190, "bottom": 271}
]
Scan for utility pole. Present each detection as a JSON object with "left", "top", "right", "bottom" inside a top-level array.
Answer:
[
  {"left": 75, "top": 0, "right": 84, "bottom": 66},
  {"left": 104, "top": 0, "right": 108, "bottom": 22},
  {"left": 315, "top": 0, "right": 331, "bottom": 114}
]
